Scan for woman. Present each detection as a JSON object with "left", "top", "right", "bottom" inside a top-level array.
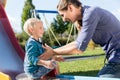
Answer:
[{"left": 41, "top": 0, "right": 120, "bottom": 78}]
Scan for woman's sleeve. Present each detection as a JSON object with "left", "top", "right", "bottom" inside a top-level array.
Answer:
[{"left": 76, "top": 7, "right": 100, "bottom": 51}]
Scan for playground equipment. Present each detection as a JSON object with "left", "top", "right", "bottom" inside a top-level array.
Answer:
[
  {"left": 56, "top": 75, "right": 120, "bottom": 80},
  {"left": 0, "top": 72, "right": 11, "bottom": 80},
  {"left": 0, "top": 2, "right": 24, "bottom": 80},
  {"left": 0, "top": 0, "right": 120, "bottom": 79},
  {"left": 33, "top": 9, "right": 77, "bottom": 46},
  {"left": 0, "top": 0, "right": 7, "bottom": 7}
]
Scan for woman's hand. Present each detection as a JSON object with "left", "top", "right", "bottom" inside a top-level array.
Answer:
[
  {"left": 39, "top": 43, "right": 55, "bottom": 60},
  {"left": 52, "top": 55, "right": 64, "bottom": 62}
]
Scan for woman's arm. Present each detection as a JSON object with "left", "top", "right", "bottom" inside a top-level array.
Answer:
[
  {"left": 54, "top": 41, "right": 83, "bottom": 55},
  {"left": 39, "top": 41, "right": 83, "bottom": 60}
]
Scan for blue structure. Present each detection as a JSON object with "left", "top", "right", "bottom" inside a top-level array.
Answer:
[
  {"left": 36, "top": 10, "right": 58, "bottom": 14},
  {"left": 56, "top": 75, "right": 120, "bottom": 80}
]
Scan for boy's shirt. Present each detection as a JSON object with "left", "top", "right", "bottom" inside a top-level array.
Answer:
[{"left": 24, "top": 37, "right": 45, "bottom": 73}]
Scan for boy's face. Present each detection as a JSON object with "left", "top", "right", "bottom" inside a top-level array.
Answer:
[{"left": 32, "top": 21, "right": 44, "bottom": 38}]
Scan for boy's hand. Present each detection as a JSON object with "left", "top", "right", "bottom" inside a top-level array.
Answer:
[{"left": 43, "top": 60, "right": 56, "bottom": 69}]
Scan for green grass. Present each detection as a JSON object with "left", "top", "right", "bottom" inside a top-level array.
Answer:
[
  {"left": 58, "top": 47, "right": 105, "bottom": 77},
  {"left": 80, "top": 47, "right": 105, "bottom": 56}
]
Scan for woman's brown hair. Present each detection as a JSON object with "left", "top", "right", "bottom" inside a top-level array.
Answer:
[{"left": 57, "top": 0, "right": 82, "bottom": 11}]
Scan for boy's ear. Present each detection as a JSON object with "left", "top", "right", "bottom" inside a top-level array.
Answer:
[{"left": 28, "top": 27, "right": 33, "bottom": 34}]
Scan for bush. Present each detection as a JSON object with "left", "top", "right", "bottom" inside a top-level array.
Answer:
[
  {"left": 15, "top": 32, "right": 29, "bottom": 50},
  {"left": 54, "top": 38, "right": 74, "bottom": 46}
]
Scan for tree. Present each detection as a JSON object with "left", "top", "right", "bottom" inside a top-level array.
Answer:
[
  {"left": 15, "top": 32, "right": 29, "bottom": 50},
  {"left": 51, "top": 14, "right": 69, "bottom": 38},
  {"left": 16, "top": 0, "right": 35, "bottom": 50},
  {"left": 21, "top": 0, "right": 35, "bottom": 29}
]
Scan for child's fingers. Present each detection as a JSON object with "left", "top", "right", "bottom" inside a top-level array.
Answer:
[
  {"left": 44, "top": 43, "right": 50, "bottom": 47},
  {"left": 42, "top": 44, "right": 45, "bottom": 48},
  {"left": 42, "top": 44, "right": 47, "bottom": 50},
  {"left": 42, "top": 43, "right": 49, "bottom": 49}
]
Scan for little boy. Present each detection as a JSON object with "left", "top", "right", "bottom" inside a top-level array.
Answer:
[{"left": 23, "top": 18, "right": 63, "bottom": 80}]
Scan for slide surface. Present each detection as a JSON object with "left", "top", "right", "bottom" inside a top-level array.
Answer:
[{"left": 0, "top": 4, "right": 25, "bottom": 80}]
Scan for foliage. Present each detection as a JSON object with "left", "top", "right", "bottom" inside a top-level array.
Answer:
[
  {"left": 15, "top": 32, "right": 29, "bottom": 50},
  {"left": 42, "top": 31, "right": 54, "bottom": 46},
  {"left": 21, "top": 0, "right": 35, "bottom": 29},
  {"left": 42, "top": 30, "right": 74, "bottom": 47},
  {"left": 17, "top": 0, "right": 35, "bottom": 50},
  {"left": 66, "top": 22, "right": 78, "bottom": 35},
  {"left": 88, "top": 40, "right": 100, "bottom": 50},
  {"left": 53, "top": 38, "right": 73, "bottom": 46},
  {"left": 46, "top": 14, "right": 78, "bottom": 46},
  {"left": 50, "top": 14, "right": 70, "bottom": 38}
]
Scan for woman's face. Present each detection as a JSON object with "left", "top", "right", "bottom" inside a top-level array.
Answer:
[
  {"left": 58, "top": 4, "right": 82, "bottom": 23},
  {"left": 58, "top": 10, "right": 73, "bottom": 22}
]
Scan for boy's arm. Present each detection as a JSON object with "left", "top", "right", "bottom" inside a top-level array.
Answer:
[{"left": 37, "top": 59, "right": 55, "bottom": 69}]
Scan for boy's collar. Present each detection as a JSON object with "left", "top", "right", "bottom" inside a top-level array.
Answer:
[
  {"left": 30, "top": 36, "right": 42, "bottom": 43},
  {"left": 38, "top": 38, "right": 42, "bottom": 43}
]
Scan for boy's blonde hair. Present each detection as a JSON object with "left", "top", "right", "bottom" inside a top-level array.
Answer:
[{"left": 23, "top": 18, "right": 41, "bottom": 36}]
